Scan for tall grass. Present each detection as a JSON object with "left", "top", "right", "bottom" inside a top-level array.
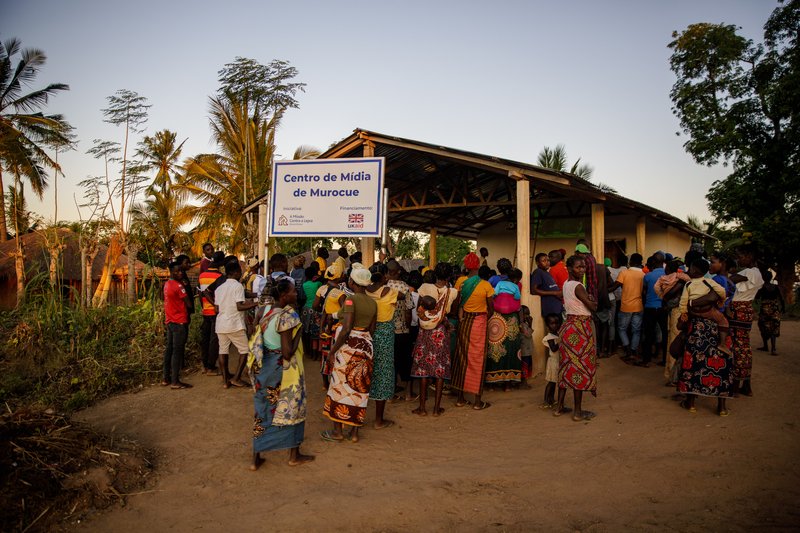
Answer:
[{"left": 0, "top": 274, "right": 180, "bottom": 412}]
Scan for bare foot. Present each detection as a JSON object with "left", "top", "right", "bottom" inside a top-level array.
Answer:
[
  {"left": 230, "top": 379, "right": 249, "bottom": 388},
  {"left": 412, "top": 407, "right": 427, "bottom": 416},
  {"left": 288, "top": 453, "right": 316, "bottom": 466},
  {"left": 432, "top": 407, "right": 445, "bottom": 417},
  {"left": 572, "top": 410, "right": 596, "bottom": 422},
  {"left": 347, "top": 430, "right": 359, "bottom": 443},
  {"left": 250, "top": 453, "right": 265, "bottom": 471},
  {"left": 374, "top": 420, "right": 395, "bottom": 430},
  {"left": 553, "top": 406, "right": 573, "bottom": 417}
]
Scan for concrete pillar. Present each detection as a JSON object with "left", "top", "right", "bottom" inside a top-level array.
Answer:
[{"left": 591, "top": 203, "right": 605, "bottom": 263}]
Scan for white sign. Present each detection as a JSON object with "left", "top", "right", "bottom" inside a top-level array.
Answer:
[{"left": 269, "top": 157, "right": 385, "bottom": 237}]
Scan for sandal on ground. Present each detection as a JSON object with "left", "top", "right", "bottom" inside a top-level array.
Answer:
[
  {"left": 679, "top": 400, "right": 697, "bottom": 413},
  {"left": 472, "top": 400, "right": 491, "bottom": 411},
  {"left": 320, "top": 430, "right": 344, "bottom": 442},
  {"left": 170, "top": 382, "right": 193, "bottom": 389}
]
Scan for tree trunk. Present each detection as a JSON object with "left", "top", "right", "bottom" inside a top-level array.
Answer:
[
  {"left": 80, "top": 234, "right": 87, "bottom": 307},
  {"left": 776, "top": 258, "right": 797, "bottom": 305},
  {"left": 48, "top": 230, "right": 64, "bottom": 289},
  {"left": 13, "top": 241, "right": 25, "bottom": 307},
  {"left": 85, "top": 244, "right": 99, "bottom": 307},
  {"left": 92, "top": 232, "right": 123, "bottom": 307},
  {"left": 0, "top": 168, "right": 6, "bottom": 242},
  {"left": 127, "top": 242, "right": 138, "bottom": 304}
]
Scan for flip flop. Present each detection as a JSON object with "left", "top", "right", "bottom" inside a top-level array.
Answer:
[
  {"left": 320, "top": 430, "right": 344, "bottom": 442},
  {"left": 170, "top": 382, "right": 193, "bottom": 390},
  {"left": 374, "top": 420, "right": 394, "bottom": 430},
  {"left": 718, "top": 410, "right": 730, "bottom": 417},
  {"left": 472, "top": 400, "right": 491, "bottom": 411}
]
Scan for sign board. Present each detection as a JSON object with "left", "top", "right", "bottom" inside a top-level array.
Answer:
[{"left": 269, "top": 158, "right": 384, "bottom": 237}]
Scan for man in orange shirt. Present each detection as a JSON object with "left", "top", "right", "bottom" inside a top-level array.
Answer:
[
  {"left": 548, "top": 249, "right": 569, "bottom": 290},
  {"left": 611, "top": 253, "right": 645, "bottom": 360}
]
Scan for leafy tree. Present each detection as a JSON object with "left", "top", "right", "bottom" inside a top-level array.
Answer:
[
  {"left": 91, "top": 90, "right": 150, "bottom": 306},
  {"left": 5, "top": 183, "right": 41, "bottom": 235},
  {"left": 669, "top": 0, "right": 800, "bottom": 301},
  {"left": 179, "top": 58, "right": 304, "bottom": 256},
  {"left": 424, "top": 235, "right": 473, "bottom": 265},
  {"left": 0, "top": 37, "right": 72, "bottom": 242}
]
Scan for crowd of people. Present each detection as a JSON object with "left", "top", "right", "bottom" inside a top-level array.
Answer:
[{"left": 159, "top": 241, "right": 783, "bottom": 471}]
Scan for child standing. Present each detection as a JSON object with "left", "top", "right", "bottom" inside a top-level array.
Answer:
[
  {"left": 541, "top": 313, "right": 562, "bottom": 408},
  {"left": 520, "top": 305, "right": 534, "bottom": 389}
]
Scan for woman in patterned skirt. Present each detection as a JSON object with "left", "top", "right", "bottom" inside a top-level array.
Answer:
[
  {"left": 321, "top": 267, "right": 377, "bottom": 443},
  {"left": 553, "top": 255, "right": 599, "bottom": 422},
  {"left": 249, "top": 279, "right": 314, "bottom": 471},
  {"left": 366, "top": 262, "right": 399, "bottom": 430},
  {"left": 727, "top": 247, "right": 764, "bottom": 396},
  {"left": 411, "top": 262, "right": 458, "bottom": 416},
  {"left": 677, "top": 309, "right": 734, "bottom": 416}
]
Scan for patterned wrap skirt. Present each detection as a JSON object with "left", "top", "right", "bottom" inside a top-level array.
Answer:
[
  {"left": 728, "top": 301, "right": 754, "bottom": 380},
  {"left": 757, "top": 299, "right": 781, "bottom": 338},
  {"left": 411, "top": 322, "right": 451, "bottom": 380},
  {"left": 319, "top": 323, "right": 342, "bottom": 376},
  {"left": 301, "top": 306, "right": 321, "bottom": 338},
  {"left": 323, "top": 329, "right": 373, "bottom": 427},
  {"left": 253, "top": 349, "right": 305, "bottom": 453},
  {"left": 369, "top": 321, "right": 396, "bottom": 401},
  {"left": 450, "top": 312, "right": 488, "bottom": 394},
  {"left": 677, "top": 316, "right": 733, "bottom": 398},
  {"left": 485, "top": 312, "right": 522, "bottom": 384},
  {"left": 557, "top": 315, "right": 597, "bottom": 395}
]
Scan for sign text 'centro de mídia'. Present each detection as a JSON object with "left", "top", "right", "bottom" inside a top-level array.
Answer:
[{"left": 269, "top": 158, "right": 384, "bottom": 237}]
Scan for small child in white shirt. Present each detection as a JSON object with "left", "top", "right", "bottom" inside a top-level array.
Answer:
[{"left": 541, "top": 313, "right": 562, "bottom": 408}]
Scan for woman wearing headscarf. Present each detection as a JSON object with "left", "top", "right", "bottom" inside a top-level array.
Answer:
[
  {"left": 366, "top": 262, "right": 399, "bottom": 429},
  {"left": 249, "top": 279, "right": 314, "bottom": 470},
  {"left": 313, "top": 262, "right": 347, "bottom": 389},
  {"left": 451, "top": 252, "right": 494, "bottom": 410},
  {"left": 321, "top": 267, "right": 377, "bottom": 443},
  {"left": 411, "top": 262, "right": 459, "bottom": 416}
]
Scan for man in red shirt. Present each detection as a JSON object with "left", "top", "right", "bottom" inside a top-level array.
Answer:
[
  {"left": 163, "top": 261, "right": 193, "bottom": 389},
  {"left": 199, "top": 242, "right": 215, "bottom": 273},
  {"left": 548, "top": 249, "right": 569, "bottom": 290}
]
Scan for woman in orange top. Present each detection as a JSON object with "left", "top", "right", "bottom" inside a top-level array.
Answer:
[{"left": 451, "top": 253, "right": 494, "bottom": 410}]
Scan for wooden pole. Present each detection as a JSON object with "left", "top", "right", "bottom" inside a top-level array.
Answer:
[
  {"left": 636, "top": 216, "right": 646, "bottom": 256},
  {"left": 591, "top": 203, "right": 605, "bottom": 263},
  {"left": 258, "top": 202, "right": 267, "bottom": 262},
  {"left": 429, "top": 228, "right": 437, "bottom": 268},
  {"left": 360, "top": 140, "right": 376, "bottom": 267},
  {"left": 515, "top": 174, "right": 531, "bottom": 300}
]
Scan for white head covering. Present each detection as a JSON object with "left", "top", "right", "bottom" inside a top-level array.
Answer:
[{"left": 350, "top": 267, "right": 372, "bottom": 287}]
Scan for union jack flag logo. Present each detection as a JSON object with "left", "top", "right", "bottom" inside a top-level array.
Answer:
[{"left": 348, "top": 213, "right": 364, "bottom": 223}]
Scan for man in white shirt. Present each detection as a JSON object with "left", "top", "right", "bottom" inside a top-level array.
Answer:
[{"left": 215, "top": 260, "right": 257, "bottom": 388}]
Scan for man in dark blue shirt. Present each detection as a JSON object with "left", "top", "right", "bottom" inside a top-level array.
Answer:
[
  {"left": 641, "top": 255, "right": 667, "bottom": 367},
  {"left": 530, "top": 253, "right": 564, "bottom": 317}
]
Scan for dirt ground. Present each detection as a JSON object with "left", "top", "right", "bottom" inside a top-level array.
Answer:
[{"left": 72, "top": 323, "right": 800, "bottom": 532}]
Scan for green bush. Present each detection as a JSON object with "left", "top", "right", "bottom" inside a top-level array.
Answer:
[{"left": 0, "top": 288, "right": 203, "bottom": 412}]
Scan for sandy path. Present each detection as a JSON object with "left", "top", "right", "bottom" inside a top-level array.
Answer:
[{"left": 73, "top": 323, "right": 800, "bottom": 532}]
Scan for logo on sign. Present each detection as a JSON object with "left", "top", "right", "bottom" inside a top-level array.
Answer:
[
  {"left": 347, "top": 213, "right": 364, "bottom": 228},
  {"left": 278, "top": 215, "right": 288, "bottom": 226}
]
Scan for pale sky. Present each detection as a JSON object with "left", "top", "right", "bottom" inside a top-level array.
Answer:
[{"left": 2, "top": 0, "right": 777, "bottom": 226}]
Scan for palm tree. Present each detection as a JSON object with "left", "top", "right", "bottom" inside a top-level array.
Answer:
[
  {"left": 0, "top": 38, "right": 72, "bottom": 242},
  {"left": 537, "top": 144, "right": 593, "bottom": 179},
  {"left": 130, "top": 190, "right": 191, "bottom": 264},
  {"left": 136, "top": 129, "right": 186, "bottom": 195},
  {"left": 176, "top": 93, "right": 279, "bottom": 255},
  {"left": 537, "top": 144, "right": 618, "bottom": 193}
]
